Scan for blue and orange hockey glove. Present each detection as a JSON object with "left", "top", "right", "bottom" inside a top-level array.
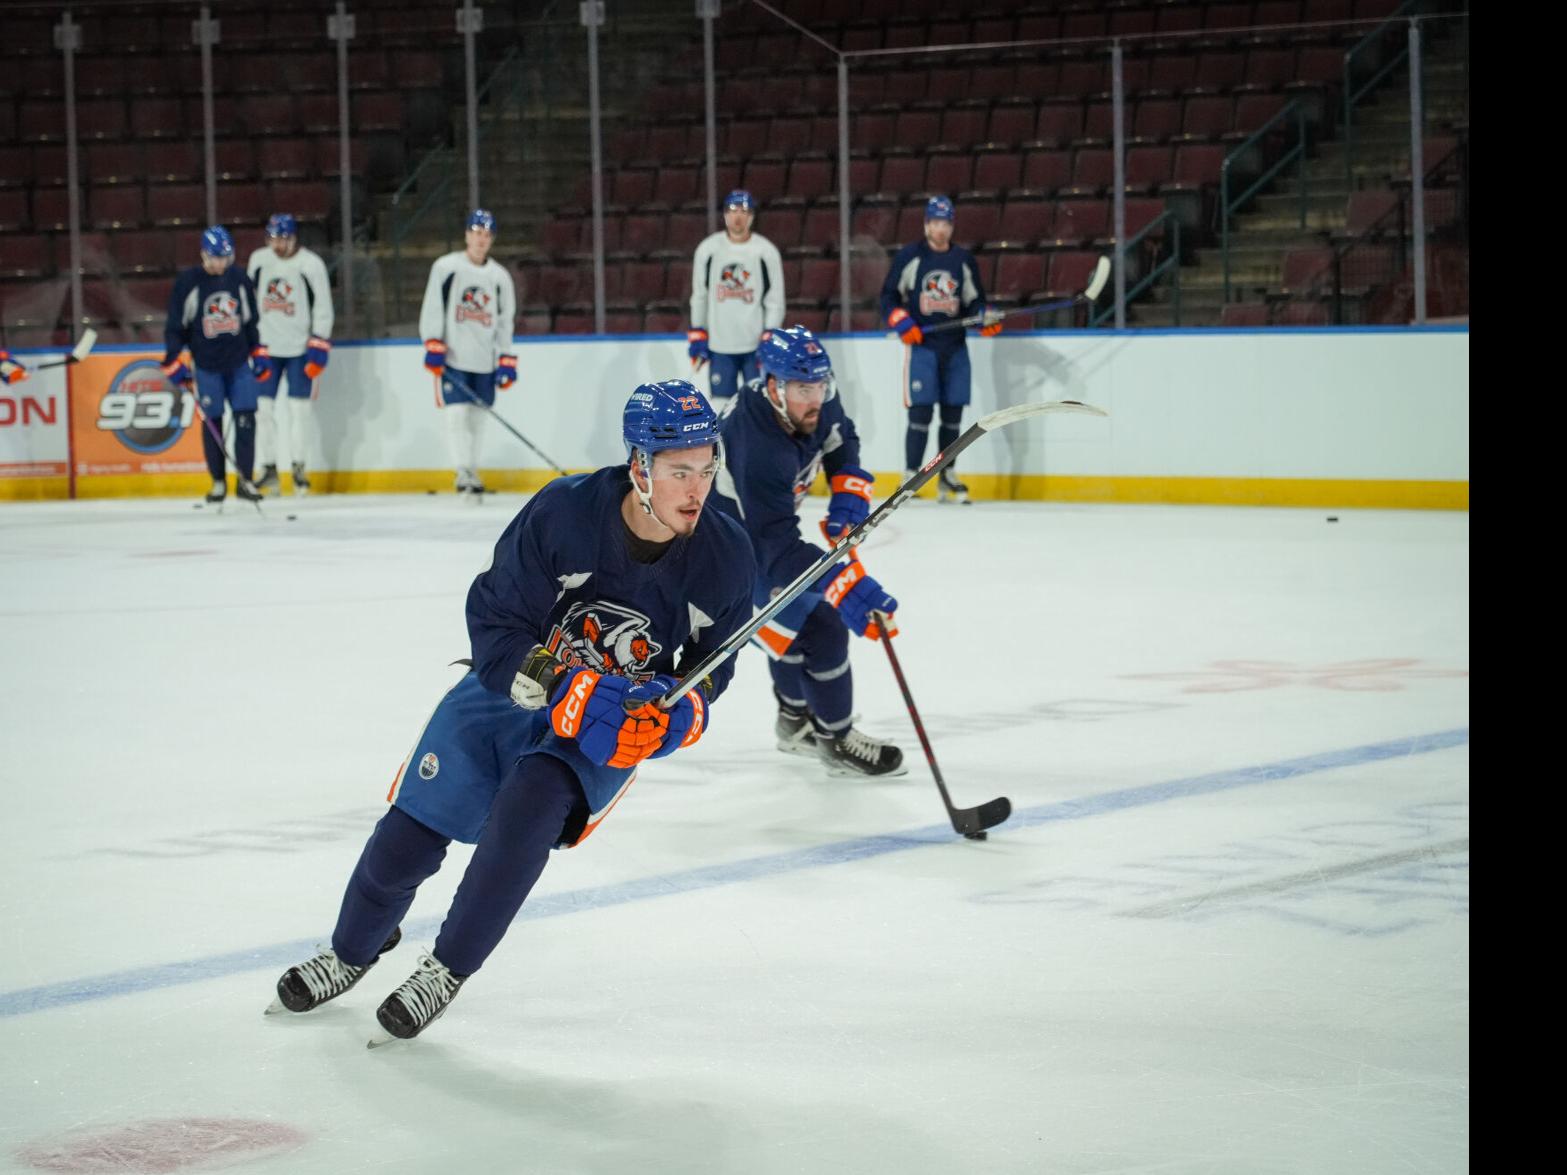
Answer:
[
  {"left": 687, "top": 328, "right": 710, "bottom": 370},
  {"left": 160, "top": 355, "right": 193, "bottom": 390},
  {"left": 820, "top": 465, "right": 874, "bottom": 542},
  {"left": 422, "top": 339, "right": 446, "bottom": 375},
  {"left": 550, "top": 668, "right": 668, "bottom": 769},
  {"left": 979, "top": 307, "right": 1005, "bottom": 337},
  {"left": 248, "top": 345, "right": 275, "bottom": 381},
  {"left": 496, "top": 353, "right": 518, "bottom": 389},
  {"left": 888, "top": 308, "right": 923, "bottom": 345},
  {"left": 303, "top": 337, "right": 331, "bottom": 380},
  {"left": 821, "top": 554, "right": 899, "bottom": 640},
  {"left": 621, "top": 675, "right": 708, "bottom": 760},
  {"left": 0, "top": 350, "right": 29, "bottom": 385}
]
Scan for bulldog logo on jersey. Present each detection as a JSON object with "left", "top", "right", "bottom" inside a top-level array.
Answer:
[
  {"left": 918, "top": 270, "right": 960, "bottom": 317},
  {"left": 715, "top": 262, "right": 755, "bottom": 304},
  {"left": 791, "top": 452, "right": 825, "bottom": 509},
  {"left": 455, "top": 286, "right": 494, "bottom": 327},
  {"left": 263, "top": 277, "right": 296, "bottom": 316},
  {"left": 545, "top": 600, "right": 663, "bottom": 680},
  {"left": 201, "top": 292, "right": 241, "bottom": 339}
]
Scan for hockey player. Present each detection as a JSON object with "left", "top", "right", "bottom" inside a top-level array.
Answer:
[
  {"left": 879, "top": 195, "right": 1005, "bottom": 505},
  {"left": 709, "top": 325, "right": 906, "bottom": 778},
  {"left": 0, "top": 350, "right": 28, "bottom": 384},
  {"left": 270, "top": 380, "right": 755, "bottom": 1043},
  {"left": 688, "top": 190, "right": 785, "bottom": 406},
  {"left": 247, "top": 213, "right": 333, "bottom": 497},
  {"left": 419, "top": 209, "right": 518, "bottom": 494},
  {"left": 162, "top": 225, "right": 271, "bottom": 504}
]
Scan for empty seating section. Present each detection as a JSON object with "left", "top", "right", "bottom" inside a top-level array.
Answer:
[
  {"left": 525, "top": 0, "right": 1397, "bottom": 330},
  {"left": 3, "top": 2, "right": 465, "bottom": 341}
]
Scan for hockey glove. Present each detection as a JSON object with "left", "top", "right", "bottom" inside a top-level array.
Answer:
[
  {"left": 160, "top": 356, "right": 193, "bottom": 390},
  {"left": 888, "top": 308, "right": 923, "bottom": 345},
  {"left": 821, "top": 556, "right": 899, "bottom": 640},
  {"left": 821, "top": 466, "right": 874, "bottom": 542},
  {"left": 622, "top": 675, "right": 708, "bottom": 760},
  {"left": 979, "top": 307, "right": 1006, "bottom": 337},
  {"left": 0, "top": 351, "right": 28, "bottom": 385},
  {"left": 550, "top": 668, "right": 667, "bottom": 769},
  {"left": 687, "top": 329, "right": 710, "bottom": 370},
  {"left": 509, "top": 645, "right": 567, "bottom": 710},
  {"left": 423, "top": 339, "right": 446, "bottom": 375},
  {"left": 303, "top": 337, "right": 331, "bottom": 380},
  {"left": 248, "top": 346, "right": 275, "bottom": 382},
  {"left": 496, "top": 353, "right": 518, "bottom": 389}
]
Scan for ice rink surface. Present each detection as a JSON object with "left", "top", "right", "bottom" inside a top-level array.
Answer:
[{"left": 0, "top": 490, "right": 1468, "bottom": 1174}]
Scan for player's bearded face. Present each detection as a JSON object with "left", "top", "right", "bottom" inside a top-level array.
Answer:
[
  {"left": 201, "top": 255, "right": 232, "bottom": 275},
  {"left": 646, "top": 446, "right": 717, "bottom": 535},
  {"left": 466, "top": 227, "right": 494, "bottom": 263},
  {"left": 268, "top": 235, "right": 297, "bottom": 259},
  {"left": 924, "top": 219, "right": 954, "bottom": 250},
  {"left": 779, "top": 378, "right": 826, "bottom": 432}
]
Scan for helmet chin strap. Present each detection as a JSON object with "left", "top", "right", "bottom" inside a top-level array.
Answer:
[
  {"left": 630, "top": 448, "right": 656, "bottom": 516},
  {"left": 764, "top": 376, "right": 794, "bottom": 429}
]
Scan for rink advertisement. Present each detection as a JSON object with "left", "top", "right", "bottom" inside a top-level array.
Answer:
[
  {"left": 0, "top": 367, "right": 68, "bottom": 500},
  {"left": 68, "top": 353, "right": 207, "bottom": 496}
]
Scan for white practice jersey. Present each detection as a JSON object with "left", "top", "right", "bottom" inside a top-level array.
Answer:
[
  {"left": 689, "top": 232, "right": 785, "bottom": 355},
  {"left": 419, "top": 252, "right": 515, "bottom": 374},
  {"left": 246, "top": 246, "right": 333, "bottom": 358}
]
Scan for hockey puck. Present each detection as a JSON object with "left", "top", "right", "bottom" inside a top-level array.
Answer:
[
  {"left": 965, "top": 831, "right": 988, "bottom": 841},
  {"left": 286, "top": 514, "right": 298, "bottom": 521},
  {"left": 426, "top": 489, "right": 437, "bottom": 496},
  {"left": 1326, "top": 516, "right": 1339, "bottom": 523}
]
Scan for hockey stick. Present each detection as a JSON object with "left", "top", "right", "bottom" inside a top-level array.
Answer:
[
  {"left": 654, "top": 398, "right": 1109, "bottom": 709},
  {"left": 894, "top": 256, "right": 1112, "bottom": 340},
  {"left": 188, "top": 391, "right": 264, "bottom": 516},
  {"left": 473, "top": 398, "right": 570, "bottom": 477},
  {"left": 31, "top": 328, "right": 99, "bottom": 370},
  {"left": 875, "top": 611, "right": 1011, "bottom": 840}
]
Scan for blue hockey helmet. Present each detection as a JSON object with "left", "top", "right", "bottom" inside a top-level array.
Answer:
[
  {"left": 467, "top": 208, "right": 496, "bottom": 233},
  {"left": 723, "top": 189, "right": 754, "bottom": 213},
  {"left": 200, "top": 225, "right": 234, "bottom": 258},
  {"left": 924, "top": 195, "right": 954, "bottom": 222},
  {"left": 758, "top": 325, "right": 833, "bottom": 386},
  {"left": 623, "top": 380, "right": 721, "bottom": 461},
  {"left": 265, "top": 212, "right": 298, "bottom": 239}
]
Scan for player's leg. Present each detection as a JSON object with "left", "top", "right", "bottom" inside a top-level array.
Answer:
[
  {"left": 707, "top": 352, "right": 745, "bottom": 406},
  {"left": 253, "top": 373, "right": 281, "bottom": 493},
  {"left": 903, "top": 348, "right": 938, "bottom": 490},
  {"left": 281, "top": 356, "right": 315, "bottom": 494},
  {"left": 796, "top": 600, "right": 906, "bottom": 778},
  {"left": 229, "top": 367, "right": 260, "bottom": 497},
  {"left": 935, "top": 350, "right": 973, "bottom": 504},
  {"left": 463, "top": 371, "right": 496, "bottom": 492},
  {"left": 374, "top": 752, "right": 589, "bottom": 1039},
  {"left": 440, "top": 369, "right": 479, "bottom": 492},
  {"left": 193, "top": 367, "right": 229, "bottom": 500}
]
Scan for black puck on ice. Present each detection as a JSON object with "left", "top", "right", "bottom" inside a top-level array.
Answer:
[
  {"left": 965, "top": 831, "right": 988, "bottom": 841},
  {"left": 1326, "top": 516, "right": 1338, "bottom": 523},
  {"left": 427, "top": 489, "right": 437, "bottom": 496},
  {"left": 286, "top": 514, "right": 298, "bottom": 521}
]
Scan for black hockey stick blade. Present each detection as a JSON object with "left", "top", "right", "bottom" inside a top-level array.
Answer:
[{"left": 953, "top": 795, "right": 1012, "bottom": 838}]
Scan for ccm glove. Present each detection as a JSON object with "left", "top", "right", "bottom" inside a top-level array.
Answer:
[
  {"left": 550, "top": 668, "right": 667, "bottom": 769},
  {"left": 303, "top": 337, "right": 332, "bottom": 380},
  {"left": 621, "top": 675, "right": 708, "bottom": 760},
  {"left": 821, "top": 466, "right": 874, "bottom": 542},
  {"left": 888, "top": 308, "right": 923, "bottom": 345},
  {"left": 496, "top": 353, "right": 518, "bottom": 389},
  {"left": 822, "top": 557, "right": 899, "bottom": 640},
  {"left": 423, "top": 339, "right": 447, "bottom": 375},
  {"left": 687, "top": 328, "right": 710, "bottom": 370}
]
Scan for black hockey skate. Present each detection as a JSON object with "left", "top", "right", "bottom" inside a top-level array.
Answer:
[
  {"left": 937, "top": 469, "right": 971, "bottom": 505},
  {"left": 371, "top": 950, "right": 467, "bottom": 1044},
  {"left": 816, "top": 727, "right": 907, "bottom": 778},
  {"left": 775, "top": 701, "right": 818, "bottom": 758},
  {"left": 268, "top": 926, "right": 402, "bottom": 1015},
  {"left": 290, "top": 462, "right": 311, "bottom": 496},
  {"left": 254, "top": 465, "right": 281, "bottom": 494},
  {"left": 235, "top": 478, "right": 263, "bottom": 502}
]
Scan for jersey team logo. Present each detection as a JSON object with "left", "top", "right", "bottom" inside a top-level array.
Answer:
[
  {"left": 263, "top": 277, "right": 296, "bottom": 316},
  {"left": 456, "top": 286, "right": 494, "bottom": 327},
  {"left": 545, "top": 600, "right": 663, "bottom": 680},
  {"left": 918, "top": 270, "right": 960, "bottom": 317},
  {"left": 791, "top": 452, "right": 825, "bottom": 509},
  {"left": 418, "top": 753, "right": 439, "bottom": 780},
  {"left": 201, "top": 292, "right": 241, "bottom": 338},
  {"left": 715, "top": 262, "right": 755, "bottom": 304}
]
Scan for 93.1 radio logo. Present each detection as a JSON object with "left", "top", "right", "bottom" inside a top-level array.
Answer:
[{"left": 96, "top": 360, "right": 196, "bottom": 454}]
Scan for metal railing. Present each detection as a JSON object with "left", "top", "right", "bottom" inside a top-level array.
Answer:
[
  {"left": 1343, "top": 0, "right": 1430, "bottom": 190},
  {"left": 1090, "top": 211, "right": 1181, "bottom": 328},
  {"left": 1221, "top": 99, "right": 1310, "bottom": 303}
]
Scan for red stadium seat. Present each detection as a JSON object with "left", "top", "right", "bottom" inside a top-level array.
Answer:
[
  {"left": 742, "top": 161, "right": 787, "bottom": 204},
  {"left": 1021, "top": 150, "right": 1072, "bottom": 195},
  {"left": 972, "top": 151, "right": 1022, "bottom": 194},
  {"left": 1220, "top": 303, "right": 1272, "bottom": 326},
  {"left": 1053, "top": 201, "right": 1109, "bottom": 247},
  {"left": 243, "top": 94, "right": 298, "bottom": 136},
  {"left": 998, "top": 198, "right": 1055, "bottom": 246},
  {"left": 89, "top": 186, "right": 145, "bottom": 230},
  {"left": 1036, "top": 104, "right": 1084, "bottom": 147},
  {"left": 788, "top": 158, "right": 833, "bottom": 200},
  {"left": 994, "top": 253, "right": 1045, "bottom": 301},
  {"left": 1125, "top": 146, "right": 1175, "bottom": 194},
  {"left": 925, "top": 153, "right": 973, "bottom": 198},
  {"left": 0, "top": 234, "right": 52, "bottom": 278},
  {"left": 111, "top": 229, "right": 175, "bottom": 275},
  {"left": 147, "top": 185, "right": 206, "bottom": 227},
  {"left": 1061, "top": 149, "right": 1113, "bottom": 198},
  {"left": 1176, "top": 96, "right": 1234, "bottom": 142},
  {"left": 257, "top": 139, "right": 313, "bottom": 181},
  {"left": 987, "top": 102, "right": 1037, "bottom": 146},
  {"left": 0, "top": 193, "right": 31, "bottom": 235},
  {"left": 940, "top": 108, "right": 989, "bottom": 150},
  {"left": 1043, "top": 252, "right": 1104, "bottom": 299},
  {"left": 265, "top": 182, "right": 327, "bottom": 225},
  {"left": 956, "top": 200, "right": 1002, "bottom": 246},
  {"left": 214, "top": 140, "right": 257, "bottom": 182},
  {"left": 1148, "top": 54, "right": 1198, "bottom": 95},
  {"left": 86, "top": 143, "right": 145, "bottom": 185},
  {"left": 1278, "top": 300, "right": 1329, "bottom": 325},
  {"left": 1280, "top": 248, "right": 1334, "bottom": 295}
]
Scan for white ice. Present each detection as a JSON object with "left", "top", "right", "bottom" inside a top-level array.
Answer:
[{"left": 0, "top": 492, "right": 1468, "bottom": 1174}]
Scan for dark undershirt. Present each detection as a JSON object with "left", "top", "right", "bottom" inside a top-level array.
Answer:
[{"left": 620, "top": 513, "right": 673, "bottom": 564}]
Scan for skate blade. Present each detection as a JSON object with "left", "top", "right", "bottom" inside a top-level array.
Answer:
[
  {"left": 775, "top": 738, "right": 818, "bottom": 758},
  {"left": 821, "top": 763, "right": 911, "bottom": 780},
  {"left": 263, "top": 997, "right": 287, "bottom": 1016}
]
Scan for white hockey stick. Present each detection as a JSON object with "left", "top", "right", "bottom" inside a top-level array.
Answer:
[
  {"left": 654, "top": 398, "right": 1109, "bottom": 708},
  {"left": 32, "top": 328, "right": 99, "bottom": 370}
]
